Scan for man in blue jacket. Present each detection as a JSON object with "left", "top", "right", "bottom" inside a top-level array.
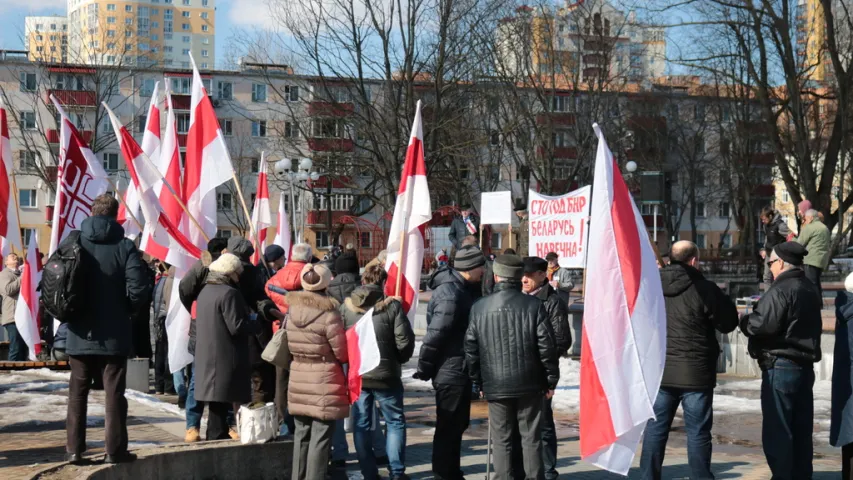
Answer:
[{"left": 64, "top": 194, "right": 151, "bottom": 465}]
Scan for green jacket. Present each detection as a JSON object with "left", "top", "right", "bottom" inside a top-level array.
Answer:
[{"left": 796, "top": 220, "right": 831, "bottom": 269}]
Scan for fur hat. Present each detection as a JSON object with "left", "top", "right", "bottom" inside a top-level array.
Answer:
[
  {"left": 209, "top": 253, "right": 244, "bottom": 275},
  {"left": 300, "top": 263, "right": 332, "bottom": 292}
]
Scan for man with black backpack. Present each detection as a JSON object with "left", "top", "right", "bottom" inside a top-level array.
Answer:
[{"left": 59, "top": 194, "right": 151, "bottom": 465}]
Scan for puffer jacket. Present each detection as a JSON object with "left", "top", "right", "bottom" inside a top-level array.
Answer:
[
  {"left": 831, "top": 290, "right": 853, "bottom": 447},
  {"left": 286, "top": 291, "right": 349, "bottom": 421},
  {"left": 740, "top": 268, "right": 823, "bottom": 368},
  {"left": 764, "top": 213, "right": 791, "bottom": 250},
  {"left": 340, "top": 285, "right": 415, "bottom": 390},
  {"left": 465, "top": 281, "right": 558, "bottom": 400},
  {"left": 534, "top": 284, "right": 571, "bottom": 357},
  {"left": 329, "top": 273, "right": 360, "bottom": 304},
  {"left": 266, "top": 260, "right": 308, "bottom": 314},
  {"left": 0, "top": 268, "right": 21, "bottom": 326},
  {"left": 417, "top": 267, "right": 477, "bottom": 386},
  {"left": 660, "top": 262, "right": 738, "bottom": 389}
]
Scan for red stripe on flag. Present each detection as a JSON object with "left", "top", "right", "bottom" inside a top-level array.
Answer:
[
  {"left": 346, "top": 328, "right": 364, "bottom": 404},
  {"left": 610, "top": 160, "right": 641, "bottom": 315},
  {"left": 397, "top": 138, "right": 425, "bottom": 195},
  {"left": 382, "top": 224, "right": 424, "bottom": 314},
  {"left": 0, "top": 108, "right": 12, "bottom": 236},
  {"left": 184, "top": 89, "right": 220, "bottom": 202},
  {"left": 579, "top": 326, "right": 617, "bottom": 458}
]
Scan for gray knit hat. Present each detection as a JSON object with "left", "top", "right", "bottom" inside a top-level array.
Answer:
[
  {"left": 493, "top": 254, "right": 524, "bottom": 280},
  {"left": 454, "top": 246, "right": 486, "bottom": 272}
]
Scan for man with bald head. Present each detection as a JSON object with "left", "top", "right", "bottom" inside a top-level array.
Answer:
[{"left": 640, "top": 241, "right": 738, "bottom": 479}]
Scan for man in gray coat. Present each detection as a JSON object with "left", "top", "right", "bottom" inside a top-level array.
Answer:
[{"left": 0, "top": 254, "right": 23, "bottom": 360}]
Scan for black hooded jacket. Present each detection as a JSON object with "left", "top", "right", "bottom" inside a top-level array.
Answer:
[
  {"left": 417, "top": 267, "right": 477, "bottom": 386},
  {"left": 659, "top": 262, "right": 738, "bottom": 388}
]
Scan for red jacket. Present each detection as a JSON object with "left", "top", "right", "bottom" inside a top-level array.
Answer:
[{"left": 266, "top": 261, "right": 307, "bottom": 314}]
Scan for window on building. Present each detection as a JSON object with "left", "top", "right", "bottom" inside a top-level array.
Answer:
[
  {"left": 695, "top": 170, "right": 705, "bottom": 187},
  {"left": 696, "top": 202, "right": 706, "bottom": 217},
  {"left": 201, "top": 12, "right": 208, "bottom": 18},
  {"left": 252, "top": 83, "right": 267, "bottom": 102},
  {"left": 285, "top": 121, "right": 299, "bottom": 138},
  {"left": 136, "top": 115, "right": 147, "bottom": 134},
  {"left": 107, "top": 16, "right": 116, "bottom": 23},
  {"left": 126, "top": 30, "right": 133, "bottom": 37},
  {"left": 152, "top": 8, "right": 159, "bottom": 14},
  {"left": 183, "top": 0, "right": 191, "bottom": 4},
  {"left": 170, "top": 77, "right": 190, "bottom": 94},
  {"left": 19, "top": 73, "right": 36, "bottom": 92},
  {"left": 19, "top": 189, "right": 37, "bottom": 208},
  {"left": 250, "top": 158, "right": 260, "bottom": 173},
  {"left": 182, "top": 23, "right": 190, "bottom": 30},
  {"left": 360, "top": 231, "right": 371, "bottom": 248},
  {"left": 251, "top": 121, "right": 267, "bottom": 137},
  {"left": 102, "top": 152, "right": 119, "bottom": 171},
  {"left": 490, "top": 131, "right": 500, "bottom": 146},
  {"left": 217, "top": 81, "right": 232, "bottom": 100},
  {"left": 165, "top": 8, "right": 173, "bottom": 18},
  {"left": 551, "top": 95, "right": 572, "bottom": 112},
  {"left": 201, "top": 25, "right": 208, "bottom": 31},
  {"left": 285, "top": 85, "right": 299, "bottom": 102},
  {"left": 316, "top": 231, "right": 335, "bottom": 248},
  {"left": 221, "top": 119, "right": 232, "bottom": 136},
  {"left": 125, "top": 4, "right": 132, "bottom": 11},
  {"left": 719, "top": 202, "right": 730, "bottom": 217},
  {"left": 203, "top": 0, "right": 209, "bottom": 4},
  {"left": 696, "top": 233, "right": 706, "bottom": 248},
  {"left": 216, "top": 229, "right": 232, "bottom": 239},
  {"left": 20, "top": 228, "right": 36, "bottom": 246},
  {"left": 217, "top": 193, "right": 233, "bottom": 211},
  {"left": 552, "top": 130, "right": 570, "bottom": 148},
  {"left": 782, "top": 191, "right": 789, "bottom": 203},
  {"left": 694, "top": 103, "right": 705, "bottom": 121},
  {"left": 19, "top": 151, "right": 37, "bottom": 171},
  {"left": 107, "top": 4, "right": 116, "bottom": 10},
  {"left": 19, "top": 112, "right": 36, "bottom": 130},
  {"left": 107, "top": 29, "right": 116, "bottom": 37},
  {"left": 182, "top": 48, "right": 190, "bottom": 55},
  {"left": 182, "top": 35, "right": 190, "bottom": 42},
  {"left": 177, "top": 113, "right": 190, "bottom": 134},
  {"left": 201, "top": 49, "right": 209, "bottom": 57},
  {"left": 202, "top": 37, "right": 209, "bottom": 44},
  {"left": 181, "top": 62, "right": 190, "bottom": 68},
  {"left": 311, "top": 119, "right": 343, "bottom": 138},
  {"left": 182, "top": 11, "right": 190, "bottom": 17},
  {"left": 126, "top": 17, "right": 133, "bottom": 25}
]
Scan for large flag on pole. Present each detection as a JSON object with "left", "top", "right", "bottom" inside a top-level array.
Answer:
[
  {"left": 118, "top": 83, "right": 162, "bottom": 239},
  {"left": 273, "top": 193, "right": 291, "bottom": 260},
  {"left": 165, "top": 57, "right": 234, "bottom": 373},
  {"left": 0, "top": 98, "right": 21, "bottom": 256},
  {"left": 48, "top": 97, "right": 109, "bottom": 254},
  {"left": 14, "top": 232, "right": 42, "bottom": 360},
  {"left": 580, "top": 123, "right": 666, "bottom": 475},
  {"left": 104, "top": 104, "right": 201, "bottom": 260},
  {"left": 346, "top": 308, "right": 380, "bottom": 403},
  {"left": 384, "top": 100, "right": 431, "bottom": 322},
  {"left": 249, "top": 153, "right": 272, "bottom": 265}
]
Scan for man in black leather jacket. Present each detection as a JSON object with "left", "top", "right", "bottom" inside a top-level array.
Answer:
[
  {"left": 465, "top": 254, "right": 558, "bottom": 480},
  {"left": 416, "top": 246, "right": 485, "bottom": 480},
  {"left": 740, "top": 241, "right": 822, "bottom": 479}
]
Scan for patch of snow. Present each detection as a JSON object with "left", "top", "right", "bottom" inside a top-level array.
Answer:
[
  {"left": 125, "top": 389, "right": 185, "bottom": 418},
  {"left": 14, "top": 369, "right": 72, "bottom": 381},
  {"left": 0, "top": 390, "right": 104, "bottom": 430},
  {"left": 413, "top": 341, "right": 423, "bottom": 357}
]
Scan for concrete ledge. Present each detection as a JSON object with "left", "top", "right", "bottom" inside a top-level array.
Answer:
[{"left": 31, "top": 439, "right": 293, "bottom": 480}]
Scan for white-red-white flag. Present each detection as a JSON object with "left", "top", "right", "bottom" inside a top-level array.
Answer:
[
  {"left": 14, "top": 232, "right": 42, "bottom": 360},
  {"left": 580, "top": 124, "right": 666, "bottom": 475},
  {"left": 0, "top": 98, "right": 21, "bottom": 256},
  {"left": 250, "top": 153, "right": 272, "bottom": 265},
  {"left": 118, "top": 83, "right": 162, "bottom": 239},
  {"left": 104, "top": 104, "right": 201, "bottom": 260},
  {"left": 384, "top": 101, "right": 431, "bottom": 322},
  {"left": 48, "top": 97, "right": 109, "bottom": 255},
  {"left": 274, "top": 193, "right": 291, "bottom": 261},
  {"left": 346, "top": 308, "right": 380, "bottom": 403}
]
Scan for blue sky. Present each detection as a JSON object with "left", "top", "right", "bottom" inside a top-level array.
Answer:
[{"left": 0, "top": 0, "right": 271, "bottom": 68}]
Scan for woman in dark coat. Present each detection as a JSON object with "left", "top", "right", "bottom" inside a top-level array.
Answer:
[
  {"left": 833, "top": 272, "right": 853, "bottom": 479},
  {"left": 194, "top": 253, "right": 260, "bottom": 440}
]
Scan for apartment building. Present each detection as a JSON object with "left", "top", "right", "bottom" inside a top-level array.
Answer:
[
  {"left": 26, "top": 0, "right": 215, "bottom": 69},
  {"left": 24, "top": 16, "right": 69, "bottom": 63}
]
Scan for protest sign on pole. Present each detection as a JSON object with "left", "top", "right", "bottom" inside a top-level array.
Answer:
[
  {"left": 480, "top": 191, "right": 512, "bottom": 225},
  {"left": 527, "top": 186, "right": 591, "bottom": 267}
]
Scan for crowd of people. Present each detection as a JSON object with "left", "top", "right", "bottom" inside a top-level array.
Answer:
[{"left": 6, "top": 192, "right": 851, "bottom": 479}]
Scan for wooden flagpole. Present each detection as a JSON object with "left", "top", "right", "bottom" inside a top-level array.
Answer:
[
  {"left": 395, "top": 228, "right": 408, "bottom": 296},
  {"left": 104, "top": 177, "right": 145, "bottom": 233},
  {"left": 230, "top": 170, "right": 271, "bottom": 276}
]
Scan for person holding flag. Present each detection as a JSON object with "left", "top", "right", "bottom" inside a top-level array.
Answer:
[
  {"left": 341, "top": 264, "right": 415, "bottom": 480},
  {"left": 0, "top": 253, "right": 25, "bottom": 360}
]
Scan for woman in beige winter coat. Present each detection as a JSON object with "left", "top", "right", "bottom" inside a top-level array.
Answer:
[{"left": 285, "top": 263, "right": 349, "bottom": 480}]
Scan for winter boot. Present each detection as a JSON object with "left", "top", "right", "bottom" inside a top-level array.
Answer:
[{"left": 185, "top": 427, "right": 200, "bottom": 443}]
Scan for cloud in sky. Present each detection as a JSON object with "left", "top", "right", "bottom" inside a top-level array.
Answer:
[
  {"left": 226, "top": 0, "right": 279, "bottom": 29},
  {"left": 0, "top": 0, "right": 65, "bottom": 15}
]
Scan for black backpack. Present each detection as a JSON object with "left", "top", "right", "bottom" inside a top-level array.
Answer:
[{"left": 39, "top": 231, "right": 86, "bottom": 321}]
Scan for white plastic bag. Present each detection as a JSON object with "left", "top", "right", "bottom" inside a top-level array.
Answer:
[{"left": 237, "top": 402, "right": 278, "bottom": 445}]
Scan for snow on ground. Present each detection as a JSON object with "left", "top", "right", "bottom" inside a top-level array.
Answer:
[
  {"left": 401, "top": 368, "right": 434, "bottom": 392},
  {"left": 125, "top": 389, "right": 185, "bottom": 418},
  {"left": 0, "top": 371, "right": 104, "bottom": 430}
]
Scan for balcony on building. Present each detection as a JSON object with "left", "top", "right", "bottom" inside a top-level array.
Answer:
[
  {"left": 308, "top": 101, "right": 355, "bottom": 117},
  {"left": 536, "top": 146, "right": 578, "bottom": 159},
  {"left": 536, "top": 112, "right": 576, "bottom": 126},
  {"left": 307, "top": 138, "right": 354, "bottom": 152},
  {"left": 306, "top": 210, "right": 351, "bottom": 226},
  {"left": 46, "top": 128, "right": 92, "bottom": 144},
  {"left": 46, "top": 89, "right": 97, "bottom": 108},
  {"left": 752, "top": 184, "right": 776, "bottom": 198}
]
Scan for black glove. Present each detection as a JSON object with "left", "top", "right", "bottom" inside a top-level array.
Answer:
[{"left": 412, "top": 371, "right": 430, "bottom": 381}]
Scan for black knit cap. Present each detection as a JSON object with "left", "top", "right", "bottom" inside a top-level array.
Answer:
[
  {"left": 493, "top": 254, "right": 524, "bottom": 280},
  {"left": 523, "top": 256, "right": 548, "bottom": 274},
  {"left": 773, "top": 242, "right": 808, "bottom": 266},
  {"left": 335, "top": 252, "right": 360, "bottom": 275},
  {"left": 454, "top": 246, "right": 486, "bottom": 272}
]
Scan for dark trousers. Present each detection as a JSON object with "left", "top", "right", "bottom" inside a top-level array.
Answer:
[
  {"left": 489, "top": 393, "right": 543, "bottom": 480},
  {"left": 206, "top": 402, "right": 233, "bottom": 441},
  {"left": 639, "top": 387, "right": 714, "bottom": 480},
  {"left": 292, "top": 415, "right": 335, "bottom": 480},
  {"left": 4, "top": 323, "right": 28, "bottom": 361},
  {"left": 761, "top": 358, "right": 815, "bottom": 480},
  {"left": 804, "top": 265, "right": 823, "bottom": 300},
  {"left": 275, "top": 366, "right": 290, "bottom": 422},
  {"left": 844, "top": 443, "right": 853, "bottom": 480},
  {"left": 153, "top": 337, "right": 173, "bottom": 393},
  {"left": 511, "top": 397, "right": 556, "bottom": 480},
  {"left": 252, "top": 362, "right": 276, "bottom": 404},
  {"left": 433, "top": 382, "right": 472, "bottom": 480},
  {"left": 66, "top": 355, "right": 128, "bottom": 456}
]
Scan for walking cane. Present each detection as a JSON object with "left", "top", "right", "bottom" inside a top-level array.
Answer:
[{"left": 485, "top": 417, "right": 492, "bottom": 480}]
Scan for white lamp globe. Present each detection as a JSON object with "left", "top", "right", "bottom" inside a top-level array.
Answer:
[
  {"left": 310, "top": 172, "right": 321, "bottom": 181},
  {"left": 275, "top": 158, "right": 292, "bottom": 174},
  {"left": 626, "top": 161, "right": 638, "bottom": 173},
  {"left": 299, "top": 158, "right": 313, "bottom": 171},
  {"left": 297, "top": 172, "right": 309, "bottom": 181}
]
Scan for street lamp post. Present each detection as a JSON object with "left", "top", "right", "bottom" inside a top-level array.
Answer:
[{"left": 275, "top": 157, "right": 321, "bottom": 245}]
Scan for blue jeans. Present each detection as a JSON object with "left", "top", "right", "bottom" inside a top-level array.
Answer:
[
  {"left": 173, "top": 368, "right": 187, "bottom": 402},
  {"left": 332, "top": 408, "right": 387, "bottom": 461},
  {"left": 353, "top": 386, "right": 406, "bottom": 479},
  {"left": 186, "top": 363, "right": 234, "bottom": 430},
  {"left": 5, "top": 323, "right": 28, "bottom": 361},
  {"left": 639, "top": 387, "right": 714, "bottom": 480},
  {"left": 761, "top": 358, "right": 815, "bottom": 480}
]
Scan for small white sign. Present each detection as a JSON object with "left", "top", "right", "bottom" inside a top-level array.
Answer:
[{"left": 480, "top": 191, "right": 513, "bottom": 225}]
